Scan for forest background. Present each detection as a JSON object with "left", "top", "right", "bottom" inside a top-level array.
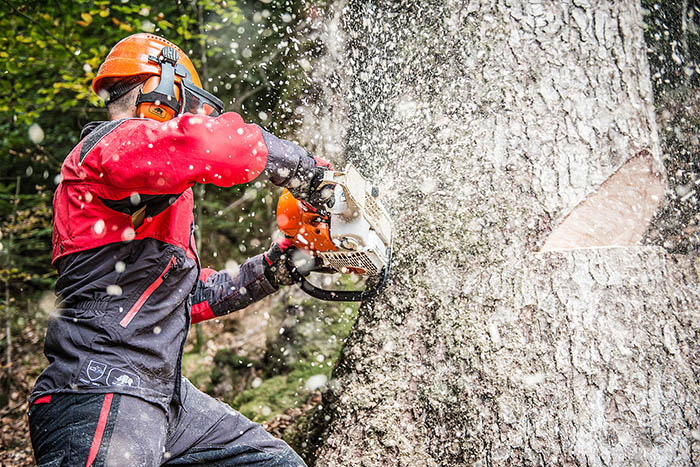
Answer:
[{"left": 0, "top": 0, "right": 698, "bottom": 465}]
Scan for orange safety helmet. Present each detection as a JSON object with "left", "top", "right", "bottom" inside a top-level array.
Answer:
[{"left": 93, "top": 33, "right": 223, "bottom": 121}]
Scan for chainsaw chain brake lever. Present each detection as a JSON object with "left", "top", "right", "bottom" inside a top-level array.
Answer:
[{"left": 299, "top": 193, "right": 334, "bottom": 216}]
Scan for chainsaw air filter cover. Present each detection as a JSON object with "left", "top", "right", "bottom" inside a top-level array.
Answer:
[
  {"left": 320, "top": 174, "right": 389, "bottom": 275},
  {"left": 275, "top": 164, "right": 393, "bottom": 301},
  {"left": 276, "top": 165, "right": 392, "bottom": 277}
]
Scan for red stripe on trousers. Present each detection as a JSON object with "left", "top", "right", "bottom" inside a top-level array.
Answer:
[{"left": 85, "top": 393, "right": 114, "bottom": 467}]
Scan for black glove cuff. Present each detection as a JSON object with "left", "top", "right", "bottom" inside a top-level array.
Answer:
[
  {"left": 287, "top": 165, "right": 326, "bottom": 204},
  {"left": 263, "top": 263, "right": 281, "bottom": 289},
  {"left": 264, "top": 242, "right": 305, "bottom": 287}
]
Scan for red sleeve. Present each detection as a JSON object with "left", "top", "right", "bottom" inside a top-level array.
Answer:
[
  {"left": 191, "top": 300, "right": 215, "bottom": 324},
  {"left": 95, "top": 113, "right": 268, "bottom": 194},
  {"left": 191, "top": 268, "right": 216, "bottom": 324},
  {"left": 199, "top": 268, "right": 216, "bottom": 282},
  {"left": 313, "top": 156, "right": 333, "bottom": 170}
]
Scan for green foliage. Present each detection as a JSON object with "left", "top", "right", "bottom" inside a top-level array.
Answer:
[
  {"left": 0, "top": 0, "right": 327, "bottom": 302},
  {"left": 196, "top": 181, "right": 280, "bottom": 268},
  {"left": 232, "top": 362, "right": 323, "bottom": 421},
  {"left": 207, "top": 299, "right": 359, "bottom": 423}
]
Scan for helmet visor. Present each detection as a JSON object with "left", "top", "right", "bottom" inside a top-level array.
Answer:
[{"left": 180, "top": 79, "right": 224, "bottom": 117}]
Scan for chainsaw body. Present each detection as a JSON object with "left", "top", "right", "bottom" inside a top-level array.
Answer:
[{"left": 276, "top": 164, "right": 392, "bottom": 301}]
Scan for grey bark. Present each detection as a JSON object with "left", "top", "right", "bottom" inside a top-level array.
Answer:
[{"left": 298, "top": 1, "right": 700, "bottom": 465}]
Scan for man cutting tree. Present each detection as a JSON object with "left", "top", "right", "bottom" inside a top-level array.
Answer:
[{"left": 27, "top": 33, "right": 331, "bottom": 466}]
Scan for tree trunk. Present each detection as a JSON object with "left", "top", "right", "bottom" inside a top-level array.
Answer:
[{"left": 299, "top": 1, "right": 700, "bottom": 465}]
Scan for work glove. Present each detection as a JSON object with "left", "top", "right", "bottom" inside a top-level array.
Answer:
[
  {"left": 263, "top": 238, "right": 305, "bottom": 287},
  {"left": 288, "top": 156, "right": 335, "bottom": 213}
]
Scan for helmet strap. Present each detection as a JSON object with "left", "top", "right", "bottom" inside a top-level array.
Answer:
[
  {"left": 107, "top": 75, "right": 148, "bottom": 103},
  {"left": 136, "top": 47, "right": 181, "bottom": 114}
]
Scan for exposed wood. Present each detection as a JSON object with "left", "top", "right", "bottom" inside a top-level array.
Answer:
[{"left": 541, "top": 150, "right": 665, "bottom": 251}]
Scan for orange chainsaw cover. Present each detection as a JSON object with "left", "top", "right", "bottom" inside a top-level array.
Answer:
[{"left": 276, "top": 189, "right": 336, "bottom": 253}]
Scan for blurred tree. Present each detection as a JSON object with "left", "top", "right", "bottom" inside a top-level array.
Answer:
[{"left": 642, "top": 0, "right": 700, "bottom": 253}]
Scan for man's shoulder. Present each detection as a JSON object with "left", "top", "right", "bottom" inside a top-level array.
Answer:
[
  {"left": 77, "top": 119, "right": 130, "bottom": 166},
  {"left": 60, "top": 119, "right": 137, "bottom": 181},
  {"left": 79, "top": 121, "right": 109, "bottom": 140}
]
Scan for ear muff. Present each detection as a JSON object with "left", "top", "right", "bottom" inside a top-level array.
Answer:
[
  {"left": 135, "top": 46, "right": 182, "bottom": 122},
  {"left": 134, "top": 46, "right": 224, "bottom": 122},
  {"left": 136, "top": 75, "right": 181, "bottom": 122}
]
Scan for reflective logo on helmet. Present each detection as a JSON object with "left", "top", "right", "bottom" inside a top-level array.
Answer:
[{"left": 148, "top": 104, "right": 165, "bottom": 117}]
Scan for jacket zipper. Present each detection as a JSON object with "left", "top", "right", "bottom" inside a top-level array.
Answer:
[{"left": 119, "top": 255, "right": 176, "bottom": 328}]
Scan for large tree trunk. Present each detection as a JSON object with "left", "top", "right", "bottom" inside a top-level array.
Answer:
[{"left": 299, "top": 1, "right": 700, "bottom": 465}]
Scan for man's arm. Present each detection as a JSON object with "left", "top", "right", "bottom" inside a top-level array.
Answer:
[
  {"left": 190, "top": 240, "right": 301, "bottom": 324},
  {"left": 189, "top": 257, "right": 275, "bottom": 324},
  {"left": 86, "top": 113, "right": 326, "bottom": 201}
]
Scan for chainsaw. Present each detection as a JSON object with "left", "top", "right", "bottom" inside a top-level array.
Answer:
[{"left": 276, "top": 164, "right": 392, "bottom": 302}]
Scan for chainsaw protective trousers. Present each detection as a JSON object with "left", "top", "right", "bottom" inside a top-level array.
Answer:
[{"left": 29, "top": 377, "right": 305, "bottom": 467}]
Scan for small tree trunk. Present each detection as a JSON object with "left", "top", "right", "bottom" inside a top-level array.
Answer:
[{"left": 4, "top": 176, "right": 20, "bottom": 400}]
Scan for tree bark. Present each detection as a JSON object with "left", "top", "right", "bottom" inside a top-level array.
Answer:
[{"left": 299, "top": 1, "right": 700, "bottom": 465}]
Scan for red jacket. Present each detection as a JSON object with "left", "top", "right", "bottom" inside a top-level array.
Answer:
[
  {"left": 32, "top": 113, "right": 318, "bottom": 410},
  {"left": 53, "top": 113, "right": 266, "bottom": 263}
]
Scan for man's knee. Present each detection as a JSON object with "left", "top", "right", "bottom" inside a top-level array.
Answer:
[
  {"left": 269, "top": 447, "right": 307, "bottom": 466},
  {"left": 165, "top": 442, "right": 306, "bottom": 466},
  {"left": 166, "top": 379, "right": 306, "bottom": 465}
]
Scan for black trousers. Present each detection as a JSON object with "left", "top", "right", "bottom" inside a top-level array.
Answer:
[{"left": 29, "top": 378, "right": 306, "bottom": 466}]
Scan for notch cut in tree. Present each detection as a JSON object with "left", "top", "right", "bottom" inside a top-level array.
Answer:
[
  {"left": 296, "top": 1, "right": 700, "bottom": 465},
  {"left": 541, "top": 149, "right": 665, "bottom": 251}
]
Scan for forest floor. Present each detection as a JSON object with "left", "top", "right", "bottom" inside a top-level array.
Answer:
[{"left": 0, "top": 288, "right": 349, "bottom": 466}]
